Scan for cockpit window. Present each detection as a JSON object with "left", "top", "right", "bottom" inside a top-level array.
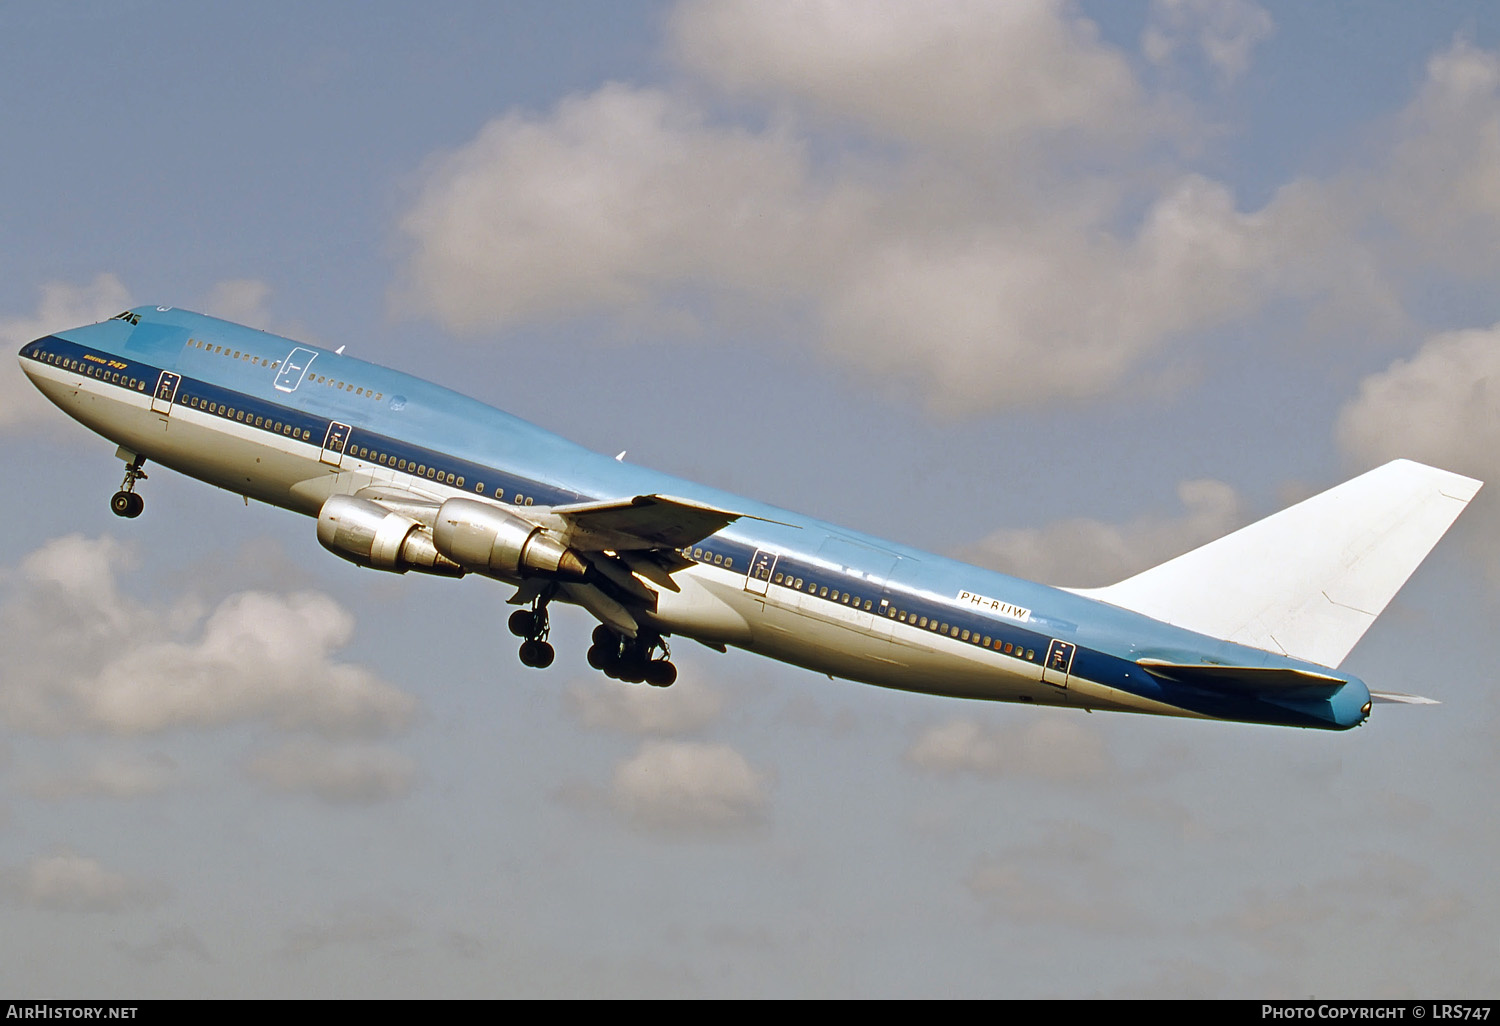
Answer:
[{"left": 109, "top": 311, "right": 141, "bottom": 325}]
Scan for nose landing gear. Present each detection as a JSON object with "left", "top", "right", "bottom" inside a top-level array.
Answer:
[{"left": 110, "top": 453, "right": 147, "bottom": 519}]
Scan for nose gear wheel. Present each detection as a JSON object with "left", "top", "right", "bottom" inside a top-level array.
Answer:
[{"left": 110, "top": 454, "right": 148, "bottom": 519}]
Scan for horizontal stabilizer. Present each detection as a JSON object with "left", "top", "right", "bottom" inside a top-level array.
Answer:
[
  {"left": 1078, "top": 461, "right": 1481, "bottom": 668},
  {"left": 1138, "top": 659, "right": 1347, "bottom": 697}
]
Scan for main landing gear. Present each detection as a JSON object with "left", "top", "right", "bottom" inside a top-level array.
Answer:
[
  {"left": 110, "top": 453, "right": 147, "bottom": 519},
  {"left": 507, "top": 595, "right": 676, "bottom": 687},
  {"left": 587, "top": 625, "right": 677, "bottom": 687},
  {"left": 509, "top": 600, "right": 555, "bottom": 668}
]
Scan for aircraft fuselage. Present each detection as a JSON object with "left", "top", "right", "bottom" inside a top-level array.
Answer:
[{"left": 19, "top": 307, "right": 1382, "bottom": 729}]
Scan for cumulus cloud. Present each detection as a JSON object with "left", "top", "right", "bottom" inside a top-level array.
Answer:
[
  {"left": 611, "top": 740, "right": 769, "bottom": 834},
  {"left": 21, "top": 751, "right": 177, "bottom": 800},
  {"left": 669, "top": 0, "right": 1154, "bottom": 148},
  {"left": 565, "top": 671, "right": 726, "bottom": 735},
  {"left": 1336, "top": 323, "right": 1500, "bottom": 574},
  {"left": 395, "top": 2, "right": 1389, "bottom": 414},
  {"left": 248, "top": 738, "right": 417, "bottom": 803},
  {"left": 394, "top": 81, "right": 1341, "bottom": 411},
  {"left": 115, "top": 926, "right": 213, "bottom": 965},
  {"left": 958, "top": 478, "right": 1243, "bottom": 587},
  {"left": 1337, "top": 323, "right": 1500, "bottom": 483},
  {"left": 202, "top": 278, "right": 275, "bottom": 330},
  {"left": 1374, "top": 39, "right": 1500, "bottom": 275},
  {"left": 1, "top": 849, "right": 165, "bottom": 913},
  {"left": 397, "top": 84, "right": 838, "bottom": 332},
  {"left": 280, "top": 907, "right": 416, "bottom": 958},
  {"left": 0, "top": 274, "right": 131, "bottom": 432},
  {"left": 1142, "top": 0, "right": 1275, "bottom": 85},
  {"left": 0, "top": 535, "right": 417, "bottom": 737},
  {"left": 966, "top": 821, "right": 1126, "bottom": 926},
  {"left": 906, "top": 716, "right": 1113, "bottom": 783}
]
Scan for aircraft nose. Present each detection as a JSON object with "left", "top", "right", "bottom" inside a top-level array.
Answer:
[{"left": 18, "top": 336, "right": 43, "bottom": 374}]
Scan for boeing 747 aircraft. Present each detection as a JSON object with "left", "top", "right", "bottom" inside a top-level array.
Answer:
[{"left": 18, "top": 307, "right": 1483, "bottom": 729}]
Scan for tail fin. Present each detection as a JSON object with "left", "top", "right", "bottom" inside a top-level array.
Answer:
[{"left": 1073, "top": 460, "right": 1481, "bottom": 668}]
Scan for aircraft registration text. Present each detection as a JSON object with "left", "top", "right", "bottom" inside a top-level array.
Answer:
[{"left": 956, "top": 590, "right": 1032, "bottom": 622}]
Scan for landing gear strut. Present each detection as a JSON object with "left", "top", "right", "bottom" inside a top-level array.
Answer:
[
  {"left": 509, "top": 598, "right": 555, "bottom": 668},
  {"left": 110, "top": 453, "right": 147, "bottom": 519},
  {"left": 587, "top": 625, "right": 677, "bottom": 687}
]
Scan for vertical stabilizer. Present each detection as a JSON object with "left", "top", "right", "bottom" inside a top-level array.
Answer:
[{"left": 1073, "top": 460, "right": 1481, "bottom": 667}]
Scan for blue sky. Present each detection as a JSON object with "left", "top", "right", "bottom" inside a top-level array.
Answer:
[{"left": 3, "top": 1, "right": 1500, "bottom": 997}]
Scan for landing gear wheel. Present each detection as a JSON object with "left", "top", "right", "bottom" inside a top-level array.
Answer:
[
  {"left": 518, "top": 640, "right": 555, "bottom": 668},
  {"left": 513, "top": 595, "right": 555, "bottom": 669},
  {"left": 645, "top": 661, "right": 677, "bottom": 688},
  {"left": 592, "top": 630, "right": 675, "bottom": 686},
  {"left": 111, "top": 454, "right": 148, "bottom": 519}
]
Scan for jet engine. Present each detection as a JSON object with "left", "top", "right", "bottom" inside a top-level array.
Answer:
[
  {"left": 316, "top": 495, "right": 464, "bottom": 576},
  {"left": 433, "top": 497, "right": 588, "bottom": 580}
]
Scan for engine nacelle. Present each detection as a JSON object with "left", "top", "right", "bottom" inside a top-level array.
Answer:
[
  {"left": 317, "top": 495, "right": 464, "bottom": 576},
  {"left": 433, "top": 497, "right": 588, "bottom": 580}
]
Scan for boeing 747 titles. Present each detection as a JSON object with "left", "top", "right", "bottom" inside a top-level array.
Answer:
[{"left": 18, "top": 307, "right": 1483, "bottom": 729}]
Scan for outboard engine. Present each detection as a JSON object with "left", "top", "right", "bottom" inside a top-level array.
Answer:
[
  {"left": 432, "top": 497, "right": 588, "bottom": 580},
  {"left": 316, "top": 495, "right": 464, "bottom": 576}
]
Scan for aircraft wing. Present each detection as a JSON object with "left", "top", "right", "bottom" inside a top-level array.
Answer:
[
  {"left": 354, "top": 486, "right": 750, "bottom": 553},
  {"left": 549, "top": 493, "right": 757, "bottom": 552}
]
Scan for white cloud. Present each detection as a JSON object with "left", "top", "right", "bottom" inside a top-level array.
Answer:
[
  {"left": 611, "top": 739, "right": 769, "bottom": 834},
  {"left": 1375, "top": 39, "right": 1500, "bottom": 274},
  {"left": 21, "top": 751, "right": 177, "bottom": 800},
  {"left": 958, "top": 478, "right": 1243, "bottom": 587},
  {"left": 280, "top": 907, "right": 415, "bottom": 958},
  {"left": 396, "top": 73, "right": 1343, "bottom": 412},
  {"left": 1336, "top": 323, "right": 1500, "bottom": 575},
  {"left": 248, "top": 738, "right": 417, "bottom": 803},
  {"left": 115, "top": 926, "right": 213, "bottom": 965},
  {"left": 0, "top": 274, "right": 131, "bottom": 432},
  {"left": 396, "top": 84, "right": 837, "bottom": 332},
  {"left": 906, "top": 716, "right": 1113, "bottom": 783},
  {"left": 1, "top": 849, "right": 165, "bottom": 913},
  {"left": 669, "top": 0, "right": 1153, "bottom": 149},
  {"left": 1337, "top": 322, "right": 1500, "bottom": 484},
  {"left": 966, "top": 821, "right": 1126, "bottom": 926},
  {"left": 565, "top": 671, "right": 725, "bottom": 735},
  {"left": 1143, "top": 0, "right": 1275, "bottom": 84},
  {"left": 202, "top": 278, "right": 274, "bottom": 330},
  {"left": 0, "top": 535, "right": 417, "bottom": 737},
  {"left": 395, "top": 0, "right": 1392, "bottom": 415}
]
